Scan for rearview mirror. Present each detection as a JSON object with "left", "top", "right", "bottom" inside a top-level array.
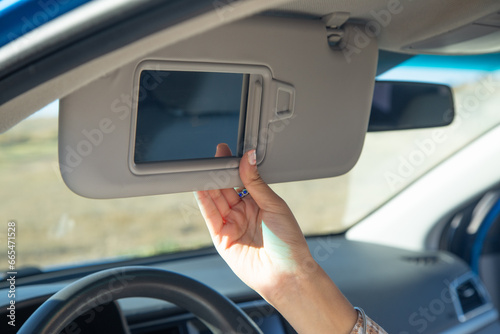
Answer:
[{"left": 368, "top": 81, "right": 454, "bottom": 131}]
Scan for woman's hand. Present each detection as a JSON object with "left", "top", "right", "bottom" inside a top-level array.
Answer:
[
  {"left": 195, "top": 143, "right": 357, "bottom": 334},
  {"left": 195, "top": 143, "right": 312, "bottom": 296}
]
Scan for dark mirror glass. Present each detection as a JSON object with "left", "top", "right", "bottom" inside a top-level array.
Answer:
[
  {"left": 368, "top": 81, "right": 454, "bottom": 132},
  {"left": 134, "top": 71, "right": 247, "bottom": 163}
]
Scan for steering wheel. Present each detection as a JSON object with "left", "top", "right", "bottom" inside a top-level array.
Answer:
[{"left": 18, "top": 266, "right": 263, "bottom": 334}]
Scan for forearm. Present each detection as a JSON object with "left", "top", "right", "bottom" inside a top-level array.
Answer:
[
  {"left": 197, "top": 147, "right": 378, "bottom": 333},
  {"left": 260, "top": 261, "right": 358, "bottom": 334}
]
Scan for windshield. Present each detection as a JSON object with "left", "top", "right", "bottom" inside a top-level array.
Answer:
[{"left": 2, "top": 54, "right": 500, "bottom": 272}]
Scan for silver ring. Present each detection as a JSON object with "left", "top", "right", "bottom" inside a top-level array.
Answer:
[{"left": 238, "top": 189, "right": 249, "bottom": 198}]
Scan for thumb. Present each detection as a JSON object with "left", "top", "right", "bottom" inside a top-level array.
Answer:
[{"left": 239, "top": 150, "right": 287, "bottom": 212}]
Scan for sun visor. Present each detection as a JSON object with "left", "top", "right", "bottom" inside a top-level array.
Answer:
[{"left": 59, "top": 16, "right": 377, "bottom": 198}]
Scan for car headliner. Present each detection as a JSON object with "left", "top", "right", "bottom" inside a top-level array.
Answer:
[{"left": 0, "top": 0, "right": 500, "bottom": 133}]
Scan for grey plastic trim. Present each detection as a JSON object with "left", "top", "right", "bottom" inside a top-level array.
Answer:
[
  {"left": 440, "top": 310, "right": 499, "bottom": 334},
  {"left": 449, "top": 272, "right": 496, "bottom": 323},
  {"left": 128, "top": 61, "right": 273, "bottom": 175},
  {"left": 59, "top": 18, "right": 377, "bottom": 198},
  {"left": 243, "top": 75, "right": 263, "bottom": 155}
]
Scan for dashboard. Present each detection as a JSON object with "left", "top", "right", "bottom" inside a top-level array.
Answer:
[{"left": 1, "top": 236, "right": 499, "bottom": 333}]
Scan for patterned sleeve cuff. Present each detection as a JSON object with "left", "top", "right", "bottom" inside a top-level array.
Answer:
[{"left": 350, "top": 307, "right": 388, "bottom": 334}]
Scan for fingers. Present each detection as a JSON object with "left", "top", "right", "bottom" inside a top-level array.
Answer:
[
  {"left": 215, "top": 143, "right": 232, "bottom": 157},
  {"left": 194, "top": 191, "right": 223, "bottom": 237},
  {"left": 207, "top": 188, "right": 233, "bottom": 220},
  {"left": 214, "top": 143, "right": 242, "bottom": 206},
  {"left": 239, "top": 150, "right": 287, "bottom": 213}
]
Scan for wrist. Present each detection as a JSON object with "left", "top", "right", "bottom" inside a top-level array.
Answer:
[
  {"left": 260, "top": 259, "right": 358, "bottom": 334},
  {"left": 262, "top": 257, "right": 321, "bottom": 302}
]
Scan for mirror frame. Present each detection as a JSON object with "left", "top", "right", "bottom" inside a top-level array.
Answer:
[{"left": 129, "top": 61, "right": 273, "bottom": 175}]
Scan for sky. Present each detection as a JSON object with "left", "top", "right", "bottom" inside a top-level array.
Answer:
[{"left": 29, "top": 99, "right": 59, "bottom": 119}]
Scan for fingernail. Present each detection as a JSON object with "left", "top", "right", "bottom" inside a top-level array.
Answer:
[{"left": 247, "top": 150, "right": 256, "bottom": 166}]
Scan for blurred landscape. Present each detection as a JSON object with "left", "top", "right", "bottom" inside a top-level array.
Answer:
[
  {"left": 0, "top": 114, "right": 350, "bottom": 270},
  {"left": 1, "top": 72, "right": 500, "bottom": 271},
  {"left": 0, "top": 117, "right": 213, "bottom": 269}
]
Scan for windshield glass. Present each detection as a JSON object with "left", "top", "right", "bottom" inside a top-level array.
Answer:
[{"left": 2, "top": 54, "right": 500, "bottom": 272}]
